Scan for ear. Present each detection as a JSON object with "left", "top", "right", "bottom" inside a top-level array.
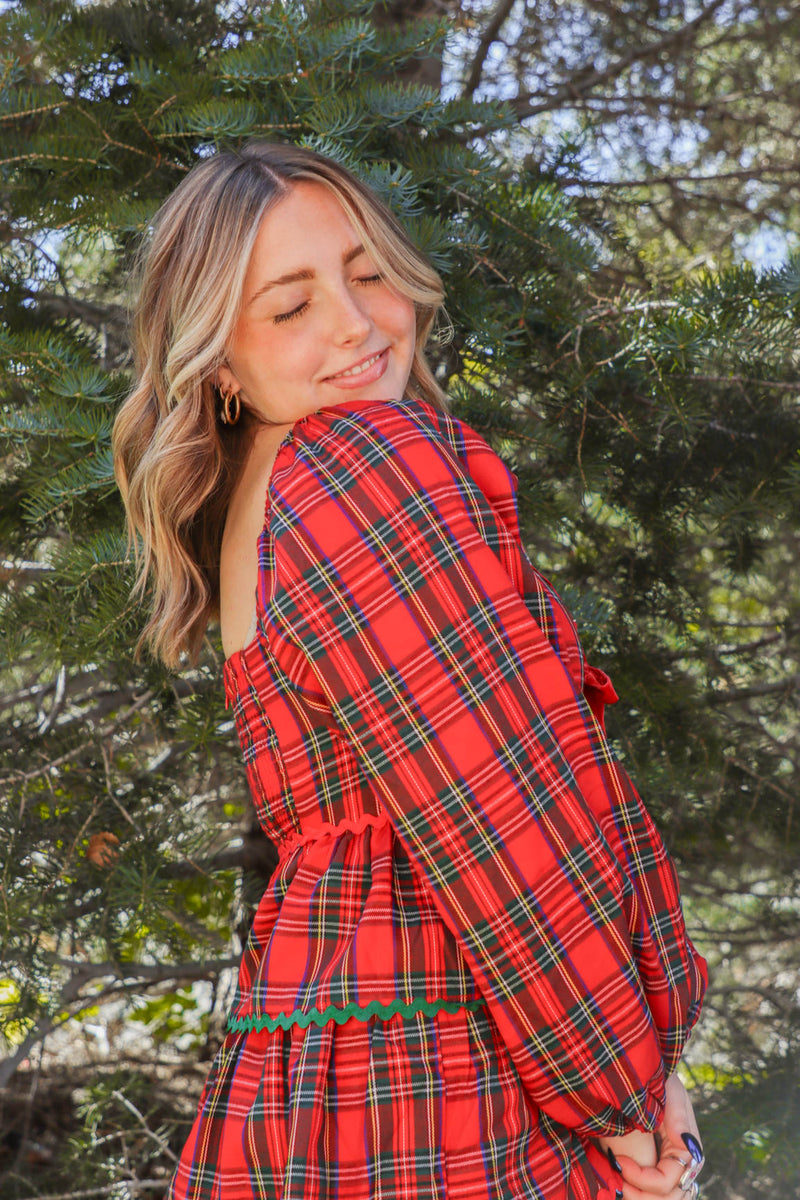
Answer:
[{"left": 216, "top": 363, "right": 241, "bottom": 395}]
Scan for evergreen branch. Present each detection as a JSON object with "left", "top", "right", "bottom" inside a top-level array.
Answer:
[
  {"left": 147, "top": 93, "right": 178, "bottom": 122},
  {"left": 449, "top": 187, "right": 582, "bottom": 258},
  {"left": 707, "top": 618, "right": 800, "bottom": 630},
  {"left": 3, "top": 685, "right": 152, "bottom": 735},
  {"left": 49, "top": 839, "right": 273, "bottom": 929},
  {"left": 11, "top": 232, "right": 72, "bottom": 293},
  {"left": 72, "top": 103, "right": 165, "bottom": 163},
  {"left": 0, "top": 152, "right": 99, "bottom": 167},
  {"left": 0, "top": 671, "right": 217, "bottom": 731},
  {"left": 155, "top": 120, "right": 305, "bottom": 139},
  {"left": 0, "top": 99, "right": 64, "bottom": 123},
  {"left": 22, "top": 448, "right": 116, "bottom": 524}
]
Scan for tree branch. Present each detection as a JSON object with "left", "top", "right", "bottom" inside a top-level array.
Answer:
[
  {"left": 508, "top": 0, "right": 729, "bottom": 119},
  {"left": 0, "top": 690, "right": 156, "bottom": 787},
  {"left": 20, "top": 286, "right": 127, "bottom": 333},
  {"left": 0, "top": 558, "right": 54, "bottom": 585},
  {"left": 110, "top": 1089, "right": 178, "bottom": 1164},
  {"left": 461, "top": 0, "right": 516, "bottom": 99},
  {"left": 550, "top": 162, "right": 800, "bottom": 189},
  {"left": 0, "top": 957, "right": 239, "bottom": 1087},
  {"left": 707, "top": 674, "right": 800, "bottom": 705},
  {"left": 1, "top": 1185, "right": 165, "bottom": 1199}
]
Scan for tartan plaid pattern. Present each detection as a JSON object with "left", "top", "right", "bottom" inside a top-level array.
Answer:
[
  {"left": 168, "top": 1007, "right": 618, "bottom": 1200},
  {"left": 170, "top": 397, "right": 706, "bottom": 1199}
]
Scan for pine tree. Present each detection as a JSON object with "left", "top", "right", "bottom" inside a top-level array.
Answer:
[{"left": 1, "top": 2, "right": 798, "bottom": 1196}]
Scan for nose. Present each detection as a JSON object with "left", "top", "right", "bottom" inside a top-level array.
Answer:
[{"left": 330, "top": 283, "right": 371, "bottom": 345}]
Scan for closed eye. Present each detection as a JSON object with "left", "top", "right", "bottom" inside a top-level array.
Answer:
[
  {"left": 273, "top": 275, "right": 382, "bottom": 325},
  {"left": 273, "top": 301, "right": 309, "bottom": 325}
]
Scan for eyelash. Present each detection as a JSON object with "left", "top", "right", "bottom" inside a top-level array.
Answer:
[{"left": 272, "top": 275, "right": 383, "bottom": 325}]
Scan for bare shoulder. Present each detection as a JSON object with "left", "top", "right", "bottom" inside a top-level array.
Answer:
[{"left": 219, "top": 422, "right": 293, "bottom": 658}]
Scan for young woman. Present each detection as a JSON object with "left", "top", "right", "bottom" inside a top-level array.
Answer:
[{"left": 113, "top": 141, "right": 708, "bottom": 1200}]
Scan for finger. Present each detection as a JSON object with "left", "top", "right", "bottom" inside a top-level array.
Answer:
[
  {"left": 661, "top": 1075, "right": 696, "bottom": 1133},
  {"left": 619, "top": 1180, "right": 682, "bottom": 1200},
  {"left": 658, "top": 1077, "right": 704, "bottom": 1169},
  {"left": 615, "top": 1153, "right": 687, "bottom": 1196},
  {"left": 620, "top": 1184, "right": 676, "bottom": 1200},
  {"left": 620, "top": 1177, "right": 697, "bottom": 1200},
  {"left": 657, "top": 1130, "right": 705, "bottom": 1190}
]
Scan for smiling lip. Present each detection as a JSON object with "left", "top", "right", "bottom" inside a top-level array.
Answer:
[{"left": 325, "top": 348, "right": 389, "bottom": 389}]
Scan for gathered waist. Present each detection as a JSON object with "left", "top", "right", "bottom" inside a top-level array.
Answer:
[{"left": 276, "top": 809, "right": 392, "bottom": 858}]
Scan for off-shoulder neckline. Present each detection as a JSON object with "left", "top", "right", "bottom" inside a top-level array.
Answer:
[{"left": 222, "top": 397, "right": 432, "bottom": 671}]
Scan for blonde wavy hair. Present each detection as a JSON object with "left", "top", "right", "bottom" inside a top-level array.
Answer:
[{"left": 113, "top": 140, "right": 448, "bottom": 668}]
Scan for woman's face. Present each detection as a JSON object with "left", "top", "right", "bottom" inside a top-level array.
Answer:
[{"left": 217, "top": 182, "right": 417, "bottom": 425}]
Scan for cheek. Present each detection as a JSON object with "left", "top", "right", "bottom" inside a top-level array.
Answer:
[
  {"left": 234, "top": 323, "right": 294, "bottom": 384},
  {"left": 229, "top": 320, "right": 268, "bottom": 377},
  {"left": 386, "top": 294, "right": 416, "bottom": 344}
]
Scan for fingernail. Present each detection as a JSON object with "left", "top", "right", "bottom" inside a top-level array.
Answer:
[
  {"left": 607, "top": 1147, "right": 623, "bottom": 1174},
  {"left": 681, "top": 1132, "right": 704, "bottom": 1163}
]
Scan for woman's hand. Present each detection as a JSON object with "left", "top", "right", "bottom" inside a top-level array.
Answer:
[
  {"left": 609, "top": 1075, "right": 705, "bottom": 1199},
  {"left": 599, "top": 1128, "right": 658, "bottom": 1172}
]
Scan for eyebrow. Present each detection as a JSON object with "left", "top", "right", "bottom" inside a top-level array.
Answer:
[{"left": 247, "top": 243, "right": 367, "bottom": 306}]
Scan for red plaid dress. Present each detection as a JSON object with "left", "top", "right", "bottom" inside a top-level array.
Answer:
[{"left": 168, "top": 398, "right": 707, "bottom": 1200}]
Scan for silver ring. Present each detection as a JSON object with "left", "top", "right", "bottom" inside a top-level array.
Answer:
[
  {"left": 664, "top": 1154, "right": 690, "bottom": 1168},
  {"left": 679, "top": 1162, "right": 703, "bottom": 1190}
]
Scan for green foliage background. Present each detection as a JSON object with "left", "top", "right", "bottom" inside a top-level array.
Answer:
[{"left": 1, "top": 1, "right": 798, "bottom": 1197}]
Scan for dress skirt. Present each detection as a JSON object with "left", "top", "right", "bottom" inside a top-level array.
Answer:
[{"left": 167, "top": 1005, "right": 617, "bottom": 1200}]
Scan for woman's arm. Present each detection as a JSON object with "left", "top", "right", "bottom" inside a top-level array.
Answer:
[{"left": 267, "top": 399, "right": 707, "bottom": 1139}]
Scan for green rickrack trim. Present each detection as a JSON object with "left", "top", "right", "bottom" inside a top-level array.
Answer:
[{"left": 227, "top": 996, "right": 485, "bottom": 1033}]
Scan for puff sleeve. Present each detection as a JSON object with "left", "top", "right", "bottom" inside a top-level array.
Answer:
[{"left": 264, "top": 399, "right": 707, "bottom": 1139}]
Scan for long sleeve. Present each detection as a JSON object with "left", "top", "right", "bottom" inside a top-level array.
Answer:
[{"left": 263, "top": 398, "right": 707, "bottom": 1139}]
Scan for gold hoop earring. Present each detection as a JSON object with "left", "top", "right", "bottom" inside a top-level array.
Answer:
[{"left": 218, "top": 387, "right": 241, "bottom": 426}]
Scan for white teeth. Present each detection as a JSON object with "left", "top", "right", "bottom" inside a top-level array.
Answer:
[{"left": 332, "top": 351, "right": 382, "bottom": 379}]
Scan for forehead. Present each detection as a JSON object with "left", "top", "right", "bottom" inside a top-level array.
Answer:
[{"left": 251, "top": 181, "right": 360, "bottom": 260}]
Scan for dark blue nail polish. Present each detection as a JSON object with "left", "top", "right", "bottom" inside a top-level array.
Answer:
[
  {"left": 607, "top": 1147, "right": 623, "bottom": 1174},
  {"left": 681, "top": 1132, "right": 704, "bottom": 1163}
]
